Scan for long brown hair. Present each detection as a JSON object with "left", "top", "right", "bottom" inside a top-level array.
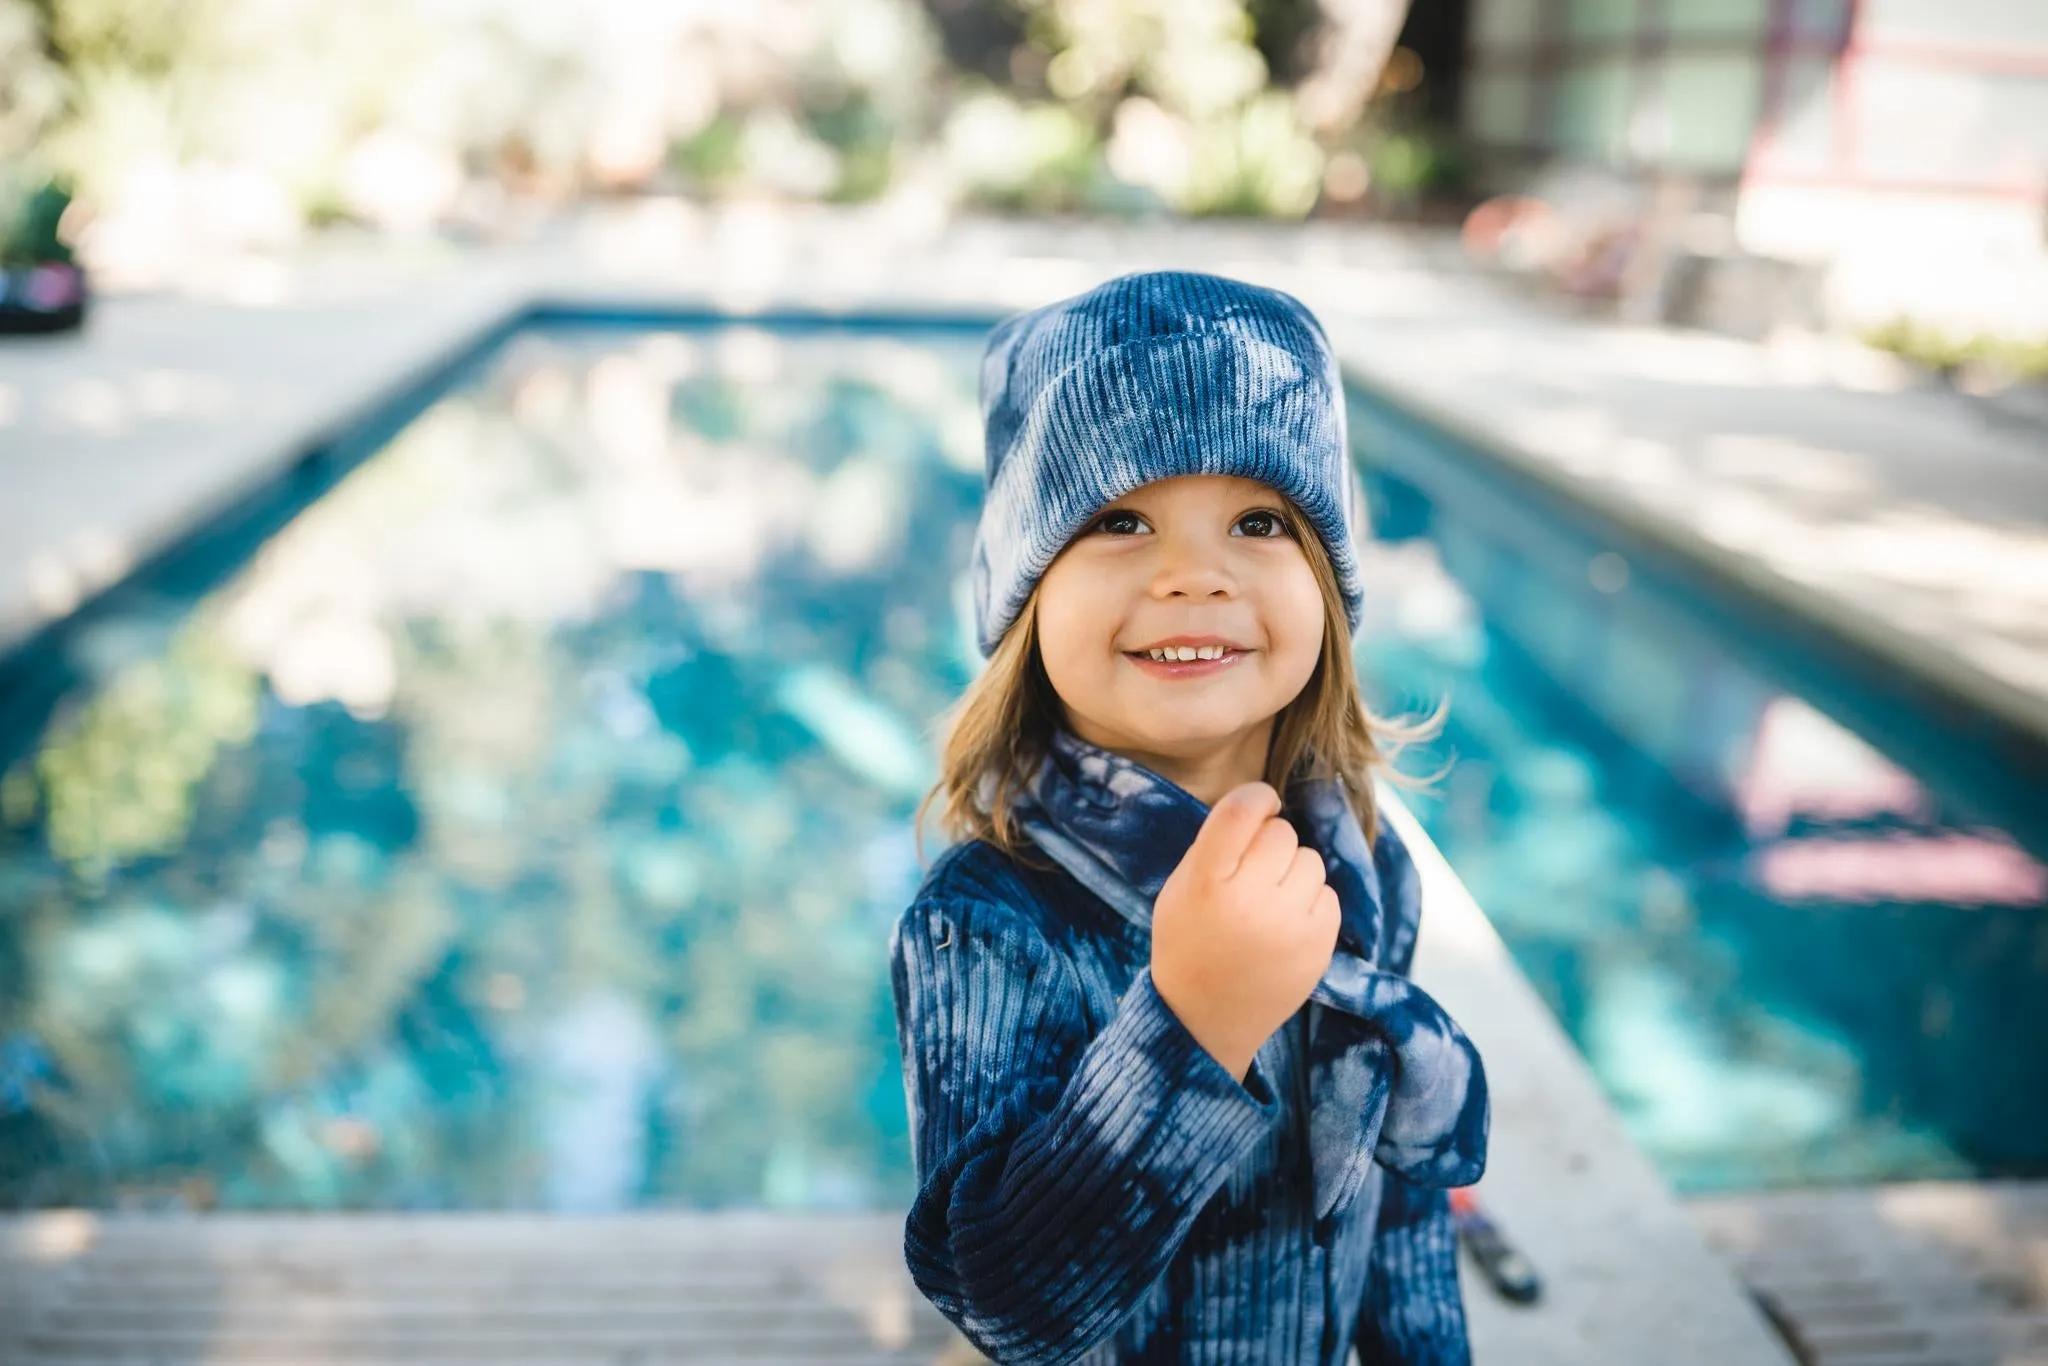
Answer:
[{"left": 914, "top": 496, "right": 1441, "bottom": 869}]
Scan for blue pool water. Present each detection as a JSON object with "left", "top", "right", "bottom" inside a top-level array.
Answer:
[
  {"left": 1347, "top": 391, "right": 2048, "bottom": 1192},
  {"left": 0, "top": 318, "right": 2042, "bottom": 1211}
]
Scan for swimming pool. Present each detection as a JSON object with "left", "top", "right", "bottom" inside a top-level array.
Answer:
[{"left": 0, "top": 316, "right": 2041, "bottom": 1210}]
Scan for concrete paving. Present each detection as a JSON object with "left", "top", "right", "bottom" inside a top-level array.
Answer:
[{"left": 0, "top": 238, "right": 530, "bottom": 652}]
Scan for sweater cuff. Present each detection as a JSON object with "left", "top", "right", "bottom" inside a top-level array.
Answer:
[{"left": 1044, "top": 964, "right": 1282, "bottom": 1187}]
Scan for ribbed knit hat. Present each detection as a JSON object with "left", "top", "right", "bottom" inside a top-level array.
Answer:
[{"left": 969, "top": 269, "right": 1365, "bottom": 657}]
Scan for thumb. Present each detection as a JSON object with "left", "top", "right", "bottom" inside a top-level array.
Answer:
[{"left": 1188, "top": 781, "right": 1282, "bottom": 880}]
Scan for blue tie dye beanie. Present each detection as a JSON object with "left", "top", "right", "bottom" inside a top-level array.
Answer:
[{"left": 969, "top": 269, "right": 1366, "bottom": 658}]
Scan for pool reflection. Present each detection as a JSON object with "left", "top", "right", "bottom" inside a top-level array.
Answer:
[{"left": 0, "top": 325, "right": 986, "bottom": 1212}]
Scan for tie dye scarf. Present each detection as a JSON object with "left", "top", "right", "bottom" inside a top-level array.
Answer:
[{"left": 1010, "top": 725, "right": 1490, "bottom": 1223}]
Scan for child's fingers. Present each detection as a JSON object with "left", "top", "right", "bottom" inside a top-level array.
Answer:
[
  {"left": 1277, "top": 844, "right": 1326, "bottom": 908},
  {"left": 1232, "top": 815, "right": 1302, "bottom": 891},
  {"left": 1189, "top": 781, "right": 1282, "bottom": 879},
  {"left": 1312, "top": 883, "right": 1340, "bottom": 930}
]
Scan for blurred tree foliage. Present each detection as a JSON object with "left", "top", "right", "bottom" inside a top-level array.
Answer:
[
  {"left": 0, "top": 0, "right": 1445, "bottom": 267},
  {"left": 1862, "top": 317, "right": 2048, "bottom": 385},
  {"left": 1, "top": 1, "right": 62, "bottom": 159},
  {"left": 26, "top": 0, "right": 226, "bottom": 75},
  {"left": 920, "top": 0, "right": 1035, "bottom": 83},
  {"left": 1245, "top": 0, "right": 1324, "bottom": 84},
  {"left": 0, "top": 0, "right": 66, "bottom": 259},
  {"left": 927, "top": 0, "right": 1395, "bottom": 216},
  {"left": 0, "top": 176, "right": 72, "bottom": 264}
]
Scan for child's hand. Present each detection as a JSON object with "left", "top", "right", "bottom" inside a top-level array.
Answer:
[{"left": 1149, "top": 782, "right": 1340, "bottom": 1083}]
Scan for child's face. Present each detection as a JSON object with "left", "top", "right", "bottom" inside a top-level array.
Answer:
[{"left": 1034, "top": 474, "right": 1325, "bottom": 764}]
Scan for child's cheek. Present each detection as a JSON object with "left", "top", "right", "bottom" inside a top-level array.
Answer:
[{"left": 1032, "top": 569, "right": 1122, "bottom": 707}]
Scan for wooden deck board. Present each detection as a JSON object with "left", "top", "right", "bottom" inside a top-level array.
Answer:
[
  {"left": 1690, "top": 1182, "right": 2048, "bottom": 1366},
  {"left": 0, "top": 1212, "right": 989, "bottom": 1366}
]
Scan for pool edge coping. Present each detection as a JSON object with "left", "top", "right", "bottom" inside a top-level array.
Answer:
[{"left": 1330, "top": 348, "right": 2048, "bottom": 758}]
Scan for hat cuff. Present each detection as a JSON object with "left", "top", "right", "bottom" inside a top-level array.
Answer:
[{"left": 971, "top": 331, "right": 1364, "bottom": 655}]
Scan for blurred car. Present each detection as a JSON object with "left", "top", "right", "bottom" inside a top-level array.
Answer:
[{"left": 0, "top": 260, "right": 87, "bottom": 334}]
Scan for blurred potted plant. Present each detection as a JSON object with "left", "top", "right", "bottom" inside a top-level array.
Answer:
[{"left": 0, "top": 175, "right": 87, "bottom": 334}]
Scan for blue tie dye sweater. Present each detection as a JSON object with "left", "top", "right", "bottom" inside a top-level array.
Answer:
[{"left": 889, "top": 727, "right": 1490, "bottom": 1364}]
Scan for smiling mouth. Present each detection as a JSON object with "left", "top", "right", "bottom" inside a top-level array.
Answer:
[
  {"left": 1123, "top": 643, "right": 1251, "bottom": 677},
  {"left": 1133, "top": 643, "right": 1238, "bottom": 662}
]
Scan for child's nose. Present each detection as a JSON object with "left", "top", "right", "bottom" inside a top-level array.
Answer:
[{"left": 1148, "top": 538, "right": 1237, "bottom": 601}]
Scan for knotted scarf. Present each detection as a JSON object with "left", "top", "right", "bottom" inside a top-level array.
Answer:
[{"left": 1009, "top": 725, "right": 1490, "bottom": 1224}]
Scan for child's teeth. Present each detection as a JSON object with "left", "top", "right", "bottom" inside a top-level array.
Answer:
[{"left": 1143, "top": 645, "right": 1233, "bottom": 662}]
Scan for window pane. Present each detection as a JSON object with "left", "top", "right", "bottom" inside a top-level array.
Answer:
[
  {"left": 1565, "top": 0, "right": 1641, "bottom": 42},
  {"left": 1468, "top": 72, "right": 1537, "bottom": 146},
  {"left": 1553, "top": 58, "right": 1636, "bottom": 159},
  {"left": 1667, "top": 0, "right": 1771, "bottom": 39},
  {"left": 1662, "top": 53, "right": 1766, "bottom": 170}
]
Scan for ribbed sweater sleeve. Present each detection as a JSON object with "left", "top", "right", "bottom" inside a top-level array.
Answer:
[
  {"left": 1352, "top": 1171, "right": 1470, "bottom": 1366},
  {"left": 891, "top": 893, "right": 1283, "bottom": 1365}
]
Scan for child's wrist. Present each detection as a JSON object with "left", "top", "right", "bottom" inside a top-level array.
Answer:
[{"left": 1151, "top": 970, "right": 1259, "bottom": 1082}]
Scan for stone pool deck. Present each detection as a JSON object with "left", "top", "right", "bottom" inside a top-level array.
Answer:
[{"left": 9, "top": 201, "right": 2045, "bottom": 1362}]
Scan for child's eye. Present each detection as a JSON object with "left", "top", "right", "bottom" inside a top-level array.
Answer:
[
  {"left": 1092, "top": 509, "right": 1148, "bottom": 535},
  {"left": 1232, "top": 509, "right": 1288, "bottom": 538}
]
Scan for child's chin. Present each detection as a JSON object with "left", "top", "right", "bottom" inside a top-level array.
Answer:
[{"left": 1116, "top": 706, "right": 1265, "bottom": 748}]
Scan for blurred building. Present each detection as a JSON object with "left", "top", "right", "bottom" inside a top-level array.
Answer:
[{"left": 1456, "top": 0, "right": 2048, "bottom": 337}]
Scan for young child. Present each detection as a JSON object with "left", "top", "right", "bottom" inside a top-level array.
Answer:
[{"left": 890, "top": 270, "right": 1490, "bottom": 1365}]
